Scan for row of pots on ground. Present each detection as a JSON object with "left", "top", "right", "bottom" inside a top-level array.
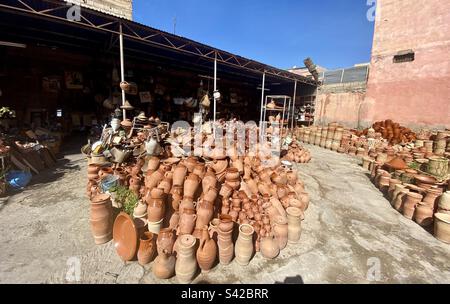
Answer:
[{"left": 368, "top": 161, "right": 450, "bottom": 244}]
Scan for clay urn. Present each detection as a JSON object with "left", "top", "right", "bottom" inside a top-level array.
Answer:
[
  {"left": 196, "top": 200, "right": 214, "bottom": 230},
  {"left": 179, "top": 196, "right": 195, "bottom": 214},
  {"left": 178, "top": 208, "right": 197, "bottom": 235},
  {"left": 169, "top": 211, "right": 180, "bottom": 229},
  {"left": 434, "top": 213, "right": 450, "bottom": 244},
  {"left": 403, "top": 192, "right": 423, "bottom": 220},
  {"left": 184, "top": 173, "right": 201, "bottom": 198},
  {"left": 137, "top": 231, "right": 156, "bottom": 265},
  {"left": 272, "top": 216, "right": 288, "bottom": 250},
  {"left": 203, "top": 187, "right": 218, "bottom": 203},
  {"left": 90, "top": 193, "right": 113, "bottom": 244},
  {"left": 173, "top": 164, "right": 188, "bottom": 187},
  {"left": 147, "top": 189, "right": 166, "bottom": 222},
  {"left": 147, "top": 156, "right": 160, "bottom": 171},
  {"left": 286, "top": 169, "right": 298, "bottom": 186},
  {"left": 158, "top": 177, "right": 172, "bottom": 195},
  {"left": 133, "top": 200, "right": 148, "bottom": 219},
  {"left": 423, "top": 188, "right": 442, "bottom": 210},
  {"left": 271, "top": 171, "right": 287, "bottom": 185},
  {"left": 157, "top": 228, "right": 176, "bottom": 255},
  {"left": 193, "top": 163, "right": 206, "bottom": 179},
  {"left": 145, "top": 167, "right": 165, "bottom": 190},
  {"left": 212, "top": 159, "right": 228, "bottom": 175},
  {"left": 175, "top": 234, "right": 198, "bottom": 283},
  {"left": 234, "top": 224, "right": 255, "bottom": 266},
  {"left": 202, "top": 171, "right": 217, "bottom": 194},
  {"left": 217, "top": 215, "right": 234, "bottom": 265},
  {"left": 153, "top": 250, "right": 176, "bottom": 279},
  {"left": 184, "top": 156, "right": 198, "bottom": 173},
  {"left": 286, "top": 207, "right": 303, "bottom": 243},
  {"left": 196, "top": 226, "right": 217, "bottom": 273},
  {"left": 260, "top": 234, "right": 280, "bottom": 259},
  {"left": 170, "top": 185, "right": 183, "bottom": 211},
  {"left": 414, "top": 202, "right": 434, "bottom": 227},
  {"left": 219, "top": 183, "right": 234, "bottom": 199}
]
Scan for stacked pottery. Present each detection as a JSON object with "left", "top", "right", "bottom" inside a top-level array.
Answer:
[
  {"left": 175, "top": 234, "right": 198, "bottom": 283},
  {"left": 147, "top": 188, "right": 166, "bottom": 234},
  {"left": 90, "top": 193, "right": 113, "bottom": 244},
  {"left": 234, "top": 224, "right": 254, "bottom": 266},
  {"left": 196, "top": 226, "right": 217, "bottom": 272}
]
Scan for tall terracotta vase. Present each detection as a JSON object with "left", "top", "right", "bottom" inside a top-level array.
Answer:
[
  {"left": 196, "top": 200, "right": 214, "bottom": 230},
  {"left": 157, "top": 228, "right": 176, "bottom": 255},
  {"left": 235, "top": 224, "right": 254, "bottom": 266},
  {"left": 173, "top": 164, "right": 188, "bottom": 187},
  {"left": 153, "top": 250, "right": 176, "bottom": 279},
  {"left": 414, "top": 202, "right": 434, "bottom": 227},
  {"left": 184, "top": 173, "right": 201, "bottom": 198},
  {"left": 175, "top": 234, "right": 198, "bottom": 283},
  {"left": 178, "top": 208, "right": 197, "bottom": 235},
  {"left": 273, "top": 216, "right": 288, "bottom": 250},
  {"left": 137, "top": 231, "right": 156, "bottom": 265},
  {"left": 90, "top": 193, "right": 113, "bottom": 244},
  {"left": 403, "top": 192, "right": 422, "bottom": 220},
  {"left": 196, "top": 226, "right": 217, "bottom": 273},
  {"left": 286, "top": 207, "right": 303, "bottom": 243},
  {"left": 147, "top": 189, "right": 166, "bottom": 222},
  {"left": 217, "top": 214, "right": 234, "bottom": 265}
]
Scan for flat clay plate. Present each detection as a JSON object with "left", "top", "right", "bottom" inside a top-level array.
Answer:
[{"left": 113, "top": 212, "right": 138, "bottom": 261}]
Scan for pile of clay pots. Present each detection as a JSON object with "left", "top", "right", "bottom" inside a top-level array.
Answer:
[
  {"left": 86, "top": 119, "right": 311, "bottom": 283},
  {"left": 365, "top": 152, "right": 450, "bottom": 244},
  {"left": 355, "top": 119, "right": 417, "bottom": 145},
  {"left": 283, "top": 142, "right": 312, "bottom": 163}
]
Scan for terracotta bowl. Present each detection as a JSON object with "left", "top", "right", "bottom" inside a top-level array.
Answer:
[
  {"left": 113, "top": 212, "right": 138, "bottom": 261},
  {"left": 414, "top": 174, "right": 437, "bottom": 185}
]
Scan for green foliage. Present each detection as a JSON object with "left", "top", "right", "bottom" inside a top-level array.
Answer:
[
  {"left": 408, "top": 161, "right": 420, "bottom": 170},
  {"left": 110, "top": 185, "right": 139, "bottom": 216}
]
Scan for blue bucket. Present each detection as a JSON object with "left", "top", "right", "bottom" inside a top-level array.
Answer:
[{"left": 6, "top": 170, "right": 32, "bottom": 189}]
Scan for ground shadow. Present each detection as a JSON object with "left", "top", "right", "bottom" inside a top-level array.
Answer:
[{"left": 275, "top": 275, "right": 304, "bottom": 284}]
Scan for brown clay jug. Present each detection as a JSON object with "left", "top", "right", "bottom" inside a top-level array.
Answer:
[
  {"left": 153, "top": 250, "right": 175, "bottom": 279},
  {"left": 196, "top": 226, "right": 217, "bottom": 273},
  {"left": 178, "top": 208, "right": 197, "bottom": 235},
  {"left": 273, "top": 216, "right": 288, "bottom": 250},
  {"left": 157, "top": 228, "right": 176, "bottom": 255},
  {"left": 196, "top": 200, "right": 214, "bottom": 230},
  {"left": 184, "top": 173, "right": 200, "bottom": 198},
  {"left": 137, "top": 231, "right": 156, "bottom": 265},
  {"left": 173, "top": 164, "right": 188, "bottom": 187},
  {"left": 260, "top": 234, "right": 280, "bottom": 259}
]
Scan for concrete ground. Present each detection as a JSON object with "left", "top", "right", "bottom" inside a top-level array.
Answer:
[{"left": 0, "top": 141, "right": 449, "bottom": 284}]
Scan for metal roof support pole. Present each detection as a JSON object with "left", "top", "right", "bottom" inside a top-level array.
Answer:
[
  {"left": 291, "top": 80, "right": 297, "bottom": 130},
  {"left": 259, "top": 71, "right": 266, "bottom": 137},
  {"left": 213, "top": 51, "right": 217, "bottom": 127},
  {"left": 119, "top": 22, "right": 126, "bottom": 119}
]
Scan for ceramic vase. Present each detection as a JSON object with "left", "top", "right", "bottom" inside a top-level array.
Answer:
[
  {"left": 286, "top": 207, "right": 303, "bottom": 243},
  {"left": 137, "top": 231, "right": 156, "bottom": 265},
  {"left": 234, "top": 224, "right": 254, "bottom": 266},
  {"left": 196, "top": 226, "right": 217, "bottom": 273},
  {"left": 90, "top": 193, "right": 113, "bottom": 244},
  {"left": 175, "top": 234, "right": 198, "bottom": 283}
]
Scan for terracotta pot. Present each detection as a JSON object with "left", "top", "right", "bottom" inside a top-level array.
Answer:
[
  {"left": 234, "top": 224, "right": 254, "bottom": 266},
  {"left": 217, "top": 224, "right": 234, "bottom": 265},
  {"left": 145, "top": 168, "right": 164, "bottom": 190},
  {"left": 391, "top": 184, "right": 406, "bottom": 207},
  {"left": 394, "top": 189, "right": 409, "bottom": 212},
  {"left": 225, "top": 179, "right": 241, "bottom": 191},
  {"left": 434, "top": 213, "right": 450, "bottom": 243},
  {"left": 158, "top": 177, "right": 172, "bottom": 195},
  {"left": 270, "top": 197, "right": 287, "bottom": 219},
  {"left": 286, "top": 207, "right": 303, "bottom": 243},
  {"left": 137, "top": 231, "right": 156, "bottom": 265},
  {"left": 402, "top": 192, "right": 422, "bottom": 219},
  {"left": 196, "top": 200, "right": 214, "bottom": 230},
  {"left": 387, "top": 179, "right": 402, "bottom": 202},
  {"left": 147, "top": 218, "right": 163, "bottom": 235},
  {"left": 219, "top": 183, "right": 234, "bottom": 199},
  {"left": 153, "top": 250, "right": 176, "bottom": 279},
  {"left": 414, "top": 202, "right": 434, "bottom": 227},
  {"left": 260, "top": 234, "right": 279, "bottom": 259},
  {"left": 90, "top": 194, "right": 113, "bottom": 244},
  {"left": 88, "top": 164, "right": 101, "bottom": 181},
  {"left": 147, "top": 156, "right": 160, "bottom": 171},
  {"left": 184, "top": 173, "right": 201, "bottom": 198},
  {"left": 169, "top": 211, "right": 180, "bottom": 229},
  {"left": 179, "top": 196, "right": 195, "bottom": 214},
  {"left": 147, "top": 192, "right": 166, "bottom": 223},
  {"left": 156, "top": 227, "right": 176, "bottom": 255},
  {"left": 203, "top": 187, "right": 218, "bottom": 202},
  {"left": 173, "top": 164, "right": 188, "bottom": 187},
  {"left": 423, "top": 188, "right": 442, "bottom": 210},
  {"left": 273, "top": 216, "right": 288, "bottom": 250},
  {"left": 244, "top": 178, "right": 258, "bottom": 195},
  {"left": 193, "top": 163, "right": 206, "bottom": 179},
  {"left": 178, "top": 208, "right": 197, "bottom": 235},
  {"left": 175, "top": 234, "right": 197, "bottom": 283},
  {"left": 212, "top": 159, "right": 228, "bottom": 175},
  {"left": 257, "top": 182, "right": 270, "bottom": 196},
  {"left": 99, "top": 167, "right": 114, "bottom": 180},
  {"left": 202, "top": 171, "right": 217, "bottom": 194},
  {"left": 286, "top": 169, "right": 298, "bottom": 186},
  {"left": 438, "top": 191, "right": 450, "bottom": 211},
  {"left": 133, "top": 201, "right": 148, "bottom": 219},
  {"left": 184, "top": 156, "right": 198, "bottom": 173},
  {"left": 196, "top": 226, "right": 217, "bottom": 273}
]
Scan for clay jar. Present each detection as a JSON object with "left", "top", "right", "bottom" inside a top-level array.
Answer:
[
  {"left": 179, "top": 196, "right": 195, "bottom": 214},
  {"left": 178, "top": 208, "right": 197, "bottom": 235},
  {"left": 286, "top": 169, "right": 298, "bottom": 186},
  {"left": 184, "top": 156, "right": 198, "bottom": 173},
  {"left": 157, "top": 228, "right": 176, "bottom": 255},
  {"left": 394, "top": 189, "right": 409, "bottom": 212},
  {"left": 153, "top": 250, "right": 176, "bottom": 279},
  {"left": 391, "top": 184, "right": 406, "bottom": 207},
  {"left": 235, "top": 224, "right": 254, "bottom": 266},
  {"left": 137, "top": 231, "right": 156, "bottom": 265},
  {"left": 170, "top": 185, "right": 183, "bottom": 211},
  {"left": 196, "top": 226, "right": 217, "bottom": 273},
  {"left": 434, "top": 213, "right": 450, "bottom": 244},
  {"left": 202, "top": 171, "right": 217, "bottom": 194},
  {"left": 184, "top": 173, "right": 201, "bottom": 198},
  {"left": 158, "top": 176, "right": 172, "bottom": 195},
  {"left": 403, "top": 192, "right": 423, "bottom": 220},
  {"left": 286, "top": 207, "right": 303, "bottom": 243},
  {"left": 423, "top": 188, "right": 442, "bottom": 210},
  {"left": 147, "top": 188, "right": 166, "bottom": 222},
  {"left": 414, "top": 202, "right": 434, "bottom": 227},
  {"left": 175, "top": 234, "right": 198, "bottom": 283},
  {"left": 173, "top": 164, "right": 188, "bottom": 187},
  {"left": 147, "top": 156, "right": 161, "bottom": 171},
  {"left": 90, "top": 194, "right": 113, "bottom": 244},
  {"left": 196, "top": 199, "right": 214, "bottom": 227},
  {"left": 217, "top": 214, "right": 234, "bottom": 265},
  {"left": 145, "top": 167, "right": 165, "bottom": 190},
  {"left": 87, "top": 164, "right": 101, "bottom": 181},
  {"left": 203, "top": 187, "right": 218, "bottom": 203},
  {"left": 193, "top": 163, "right": 206, "bottom": 179},
  {"left": 260, "top": 234, "right": 280, "bottom": 259},
  {"left": 225, "top": 167, "right": 240, "bottom": 181},
  {"left": 273, "top": 216, "right": 288, "bottom": 250},
  {"left": 271, "top": 171, "right": 287, "bottom": 185},
  {"left": 219, "top": 183, "right": 234, "bottom": 199}
]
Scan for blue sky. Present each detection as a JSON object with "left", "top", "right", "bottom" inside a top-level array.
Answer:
[{"left": 133, "top": 0, "right": 375, "bottom": 70}]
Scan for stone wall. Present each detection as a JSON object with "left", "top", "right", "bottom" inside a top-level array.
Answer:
[
  {"left": 65, "top": 0, "right": 133, "bottom": 20},
  {"left": 362, "top": 0, "right": 450, "bottom": 130}
]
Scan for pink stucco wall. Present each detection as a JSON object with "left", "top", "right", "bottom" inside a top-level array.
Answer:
[{"left": 362, "top": 0, "right": 450, "bottom": 129}]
